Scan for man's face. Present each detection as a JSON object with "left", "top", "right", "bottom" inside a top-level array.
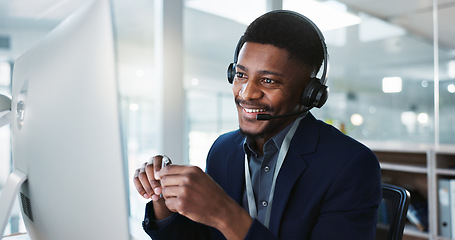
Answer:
[{"left": 232, "top": 42, "right": 309, "bottom": 140}]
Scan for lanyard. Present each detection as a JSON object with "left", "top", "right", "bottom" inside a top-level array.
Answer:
[{"left": 244, "top": 116, "right": 304, "bottom": 228}]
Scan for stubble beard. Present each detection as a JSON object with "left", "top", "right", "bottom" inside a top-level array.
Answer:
[
  {"left": 238, "top": 118, "right": 283, "bottom": 142},
  {"left": 239, "top": 127, "right": 265, "bottom": 141}
]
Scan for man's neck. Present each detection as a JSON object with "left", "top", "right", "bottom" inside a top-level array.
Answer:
[
  {"left": 253, "top": 137, "right": 267, "bottom": 156},
  {"left": 249, "top": 118, "right": 299, "bottom": 156}
]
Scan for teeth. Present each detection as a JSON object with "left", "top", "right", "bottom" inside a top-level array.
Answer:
[{"left": 244, "top": 108, "right": 266, "bottom": 113}]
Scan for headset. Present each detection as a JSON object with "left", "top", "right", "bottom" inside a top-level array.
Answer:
[{"left": 227, "top": 10, "right": 329, "bottom": 112}]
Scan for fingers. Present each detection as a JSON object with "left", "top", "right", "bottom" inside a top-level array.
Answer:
[
  {"left": 152, "top": 155, "right": 164, "bottom": 180},
  {"left": 159, "top": 166, "right": 204, "bottom": 195},
  {"left": 145, "top": 157, "right": 156, "bottom": 182},
  {"left": 159, "top": 164, "right": 200, "bottom": 179},
  {"left": 133, "top": 158, "right": 162, "bottom": 200},
  {"left": 157, "top": 166, "right": 232, "bottom": 227},
  {"left": 133, "top": 163, "right": 151, "bottom": 199},
  {"left": 133, "top": 155, "right": 175, "bottom": 201},
  {"left": 152, "top": 155, "right": 172, "bottom": 180}
]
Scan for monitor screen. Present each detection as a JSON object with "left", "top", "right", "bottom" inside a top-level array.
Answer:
[{"left": 10, "top": 0, "right": 130, "bottom": 239}]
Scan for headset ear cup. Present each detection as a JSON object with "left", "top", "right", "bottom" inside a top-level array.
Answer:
[
  {"left": 302, "top": 78, "right": 328, "bottom": 108},
  {"left": 314, "top": 84, "right": 328, "bottom": 108},
  {"left": 227, "top": 63, "right": 236, "bottom": 84}
]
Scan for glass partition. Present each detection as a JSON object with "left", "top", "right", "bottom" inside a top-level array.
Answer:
[
  {"left": 439, "top": 73, "right": 455, "bottom": 144},
  {"left": 437, "top": 4, "right": 455, "bottom": 145}
]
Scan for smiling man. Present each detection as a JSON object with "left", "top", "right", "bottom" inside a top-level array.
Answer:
[
  {"left": 233, "top": 41, "right": 309, "bottom": 151},
  {"left": 134, "top": 10, "right": 381, "bottom": 240}
]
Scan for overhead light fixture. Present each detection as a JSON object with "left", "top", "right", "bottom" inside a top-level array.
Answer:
[
  {"left": 350, "top": 113, "right": 364, "bottom": 126},
  {"left": 448, "top": 83, "right": 455, "bottom": 93},
  {"left": 417, "top": 113, "right": 429, "bottom": 125},
  {"left": 191, "top": 78, "right": 200, "bottom": 86},
  {"left": 448, "top": 60, "right": 455, "bottom": 79},
  {"left": 185, "top": 0, "right": 265, "bottom": 26},
  {"left": 129, "top": 103, "right": 140, "bottom": 111},
  {"left": 283, "top": 0, "right": 361, "bottom": 31},
  {"left": 382, "top": 77, "right": 402, "bottom": 93},
  {"left": 185, "top": 0, "right": 360, "bottom": 31}
]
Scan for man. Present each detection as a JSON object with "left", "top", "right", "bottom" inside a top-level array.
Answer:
[{"left": 133, "top": 10, "right": 381, "bottom": 240}]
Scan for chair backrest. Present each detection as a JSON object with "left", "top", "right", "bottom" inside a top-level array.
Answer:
[{"left": 376, "top": 183, "right": 411, "bottom": 240}]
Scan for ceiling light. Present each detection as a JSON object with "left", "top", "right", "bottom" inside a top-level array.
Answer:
[
  {"left": 191, "top": 78, "right": 200, "bottom": 86},
  {"left": 448, "top": 84, "right": 455, "bottom": 93},
  {"left": 382, "top": 77, "right": 402, "bottom": 93},
  {"left": 185, "top": 0, "right": 265, "bottom": 26},
  {"left": 448, "top": 60, "right": 455, "bottom": 79},
  {"left": 350, "top": 113, "right": 364, "bottom": 126},
  {"left": 283, "top": 0, "right": 361, "bottom": 31},
  {"left": 417, "top": 113, "right": 429, "bottom": 124},
  {"left": 129, "top": 103, "right": 140, "bottom": 111},
  {"left": 186, "top": 0, "right": 360, "bottom": 31}
]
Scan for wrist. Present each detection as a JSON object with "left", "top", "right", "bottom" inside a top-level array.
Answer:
[
  {"left": 216, "top": 200, "right": 252, "bottom": 240},
  {"left": 152, "top": 198, "right": 173, "bottom": 220}
]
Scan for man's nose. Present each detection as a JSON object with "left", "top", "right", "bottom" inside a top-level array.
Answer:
[{"left": 239, "top": 79, "right": 263, "bottom": 101}]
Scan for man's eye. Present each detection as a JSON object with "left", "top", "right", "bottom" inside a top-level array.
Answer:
[
  {"left": 263, "top": 78, "right": 274, "bottom": 84},
  {"left": 236, "top": 72, "right": 245, "bottom": 78}
]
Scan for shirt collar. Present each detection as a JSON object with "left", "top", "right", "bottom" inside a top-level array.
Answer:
[{"left": 243, "top": 117, "right": 301, "bottom": 157}]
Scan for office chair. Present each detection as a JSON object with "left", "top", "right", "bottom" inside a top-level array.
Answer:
[{"left": 376, "top": 183, "right": 411, "bottom": 240}]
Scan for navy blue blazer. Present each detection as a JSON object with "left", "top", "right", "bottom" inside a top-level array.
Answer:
[{"left": 143, "top": 113, "right": 382, "bottom": 239}]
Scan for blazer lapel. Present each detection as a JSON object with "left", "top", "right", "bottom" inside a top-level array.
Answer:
[
  {"left": 225, "top": 138, "right": 246, "bottom": 204},
  {"left": 268, "top": 113, "right": 320, "bottom": 235}
]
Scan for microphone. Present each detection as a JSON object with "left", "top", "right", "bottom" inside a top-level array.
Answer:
[{"left": 256, "top": 107, "right": 309, "bottom": 121}]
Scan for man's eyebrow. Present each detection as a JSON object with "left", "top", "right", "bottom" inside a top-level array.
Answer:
[
  {"left": 236, "top": 64, "right": 247, "bottom": 71},
  {"left": 236, "top": 64, "right": 286, "bottom": 77},
  {"left": 259, "top": 70, "right": 285, "bottom": 77}
]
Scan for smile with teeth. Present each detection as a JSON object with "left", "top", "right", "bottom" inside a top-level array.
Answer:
[{"left": 244, "top": 108, "right": 267, "bottom": 113}]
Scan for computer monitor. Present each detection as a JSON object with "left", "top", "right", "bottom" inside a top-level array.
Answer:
[{"left": 7, "top": 0, "right": 130, "bottom": 239}]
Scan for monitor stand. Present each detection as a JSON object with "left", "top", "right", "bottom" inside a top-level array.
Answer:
[{"left": 0, "top": 170, "right": 27, "bottom": 238}]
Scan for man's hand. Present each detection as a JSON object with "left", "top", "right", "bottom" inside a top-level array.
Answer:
[
  {"left": 133, "top": 155, "right": 173, "bottom": 220},
  {"left": 157, "top": 164, "right": 252, "bottom": 240}
]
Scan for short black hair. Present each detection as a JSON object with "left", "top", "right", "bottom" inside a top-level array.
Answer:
[{"left": 241, "top": 10, "right": 324, "bottom": 75}]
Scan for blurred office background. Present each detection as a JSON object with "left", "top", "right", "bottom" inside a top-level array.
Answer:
[{"left": 0, "top": 0, "right": 454, "bottom": 239}]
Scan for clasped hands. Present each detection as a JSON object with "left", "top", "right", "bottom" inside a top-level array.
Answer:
[
  {"left": 133, "top": 156, "right": 234, "bottom": 223},
  {"left": 133, "top": 155, "right": 252, "bottom": 240}
]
